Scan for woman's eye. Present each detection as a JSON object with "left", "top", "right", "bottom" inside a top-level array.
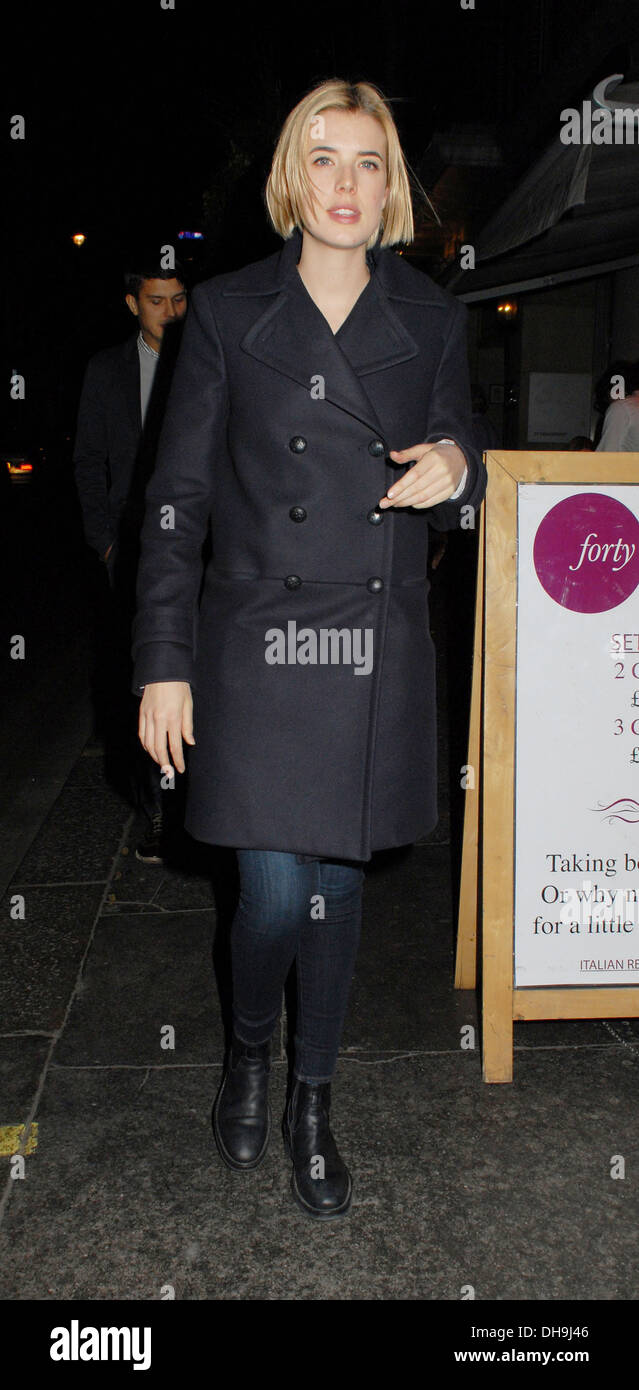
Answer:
[{"left": 311, "top": 155, "right": 380, "bottom": 170}]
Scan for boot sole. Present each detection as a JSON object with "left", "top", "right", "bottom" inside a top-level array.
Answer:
[
  {"left": 283, "top": 1125, "right": 353, "bottom": 1219},
  {"left": 289, "top": 1169, "right": 353, "bottom": 1219},
  {"left": 213, "top": 1095, "right": 272, "bottom": 1172}
]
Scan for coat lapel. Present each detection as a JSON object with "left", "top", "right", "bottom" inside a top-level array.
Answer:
[{"left": 229, "top": 229, "right": 423, "bottom": 439}]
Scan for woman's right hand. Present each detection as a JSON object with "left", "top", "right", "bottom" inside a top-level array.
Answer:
[{"left": 138, "top": 681, "right": 194, "bottom": 777}]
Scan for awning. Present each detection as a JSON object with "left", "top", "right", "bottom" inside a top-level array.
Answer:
[{"left": 446, "top": 80, "right": 639, "bottom": 302}]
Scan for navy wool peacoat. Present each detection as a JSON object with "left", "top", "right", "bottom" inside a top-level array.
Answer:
[{"left": 131, "top": 227, "right": 486, "bottom": 861}]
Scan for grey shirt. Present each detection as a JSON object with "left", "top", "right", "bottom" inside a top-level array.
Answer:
[{"left": 137, "top": 332, "right": 159, "bottom": 424}]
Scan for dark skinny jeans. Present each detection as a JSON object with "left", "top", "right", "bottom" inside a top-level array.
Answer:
[{"left": 231, "top": 850, "right": 364, "bottom": 1084}]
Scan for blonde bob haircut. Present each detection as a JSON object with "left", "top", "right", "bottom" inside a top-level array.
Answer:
[{"left": 265, "top": 79, "right": 414, "bottom": 251}]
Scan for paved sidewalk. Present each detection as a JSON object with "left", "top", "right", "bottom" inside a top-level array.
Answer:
[{"left": 2, "top": 584, "right": 639, "bottom": 1301}]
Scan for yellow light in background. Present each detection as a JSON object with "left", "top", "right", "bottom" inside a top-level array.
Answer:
[
  {"left": 72, "top": 233, "right": 86, "bottom": 246},
  {"left": 497, "top": 299, "right": 518, "bottom": 318}
]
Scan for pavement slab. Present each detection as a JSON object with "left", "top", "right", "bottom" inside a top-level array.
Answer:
[
  {"left": 0, "top": 884, "right": 105, "bottom": 1033},
  {"left": 1, "top": 1048, "right": 638, "bottom": 1301},
  {"left": 13, "top": 785, "right": 132, "bottom": 886}
]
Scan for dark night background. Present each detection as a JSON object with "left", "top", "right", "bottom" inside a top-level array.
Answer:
[{"left": 6, "top": 0, "right": 633, "bottom": 446}]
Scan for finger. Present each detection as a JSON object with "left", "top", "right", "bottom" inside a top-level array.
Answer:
[
  {"left": 150, "top": 716, "right": 174, "bottom": 775},
  {"left": 168, "top": 721, "right": 185, "bottom": 775},
  {"left": 381, "top": 483, "right": 454, "bottom": 510},
  {"left": 141, "top": 713, "right": 161, "bottom": 762},
  {"left": 388, "top": 443, "right": 435, "bottom": 464},
  {"left": 393, "top": 476, "right": 456, "bottom": 508},
  {"left": 379, "top": 461, "right": 431, "bottom": 506},
  {"left": 384, "top": 462, "right": 453, "bottom": 507},
  {"left": 378, "top": 468, "right": 419, "bottom": 505},
  {"left": 411, "top": 487, "right": 458, "bottom": 509},
  {"left": 391, "top": 480, "right": 445, "bottom": 507},
  {"left": 182, "top": 698, "right": 195, "bottom": 746}
]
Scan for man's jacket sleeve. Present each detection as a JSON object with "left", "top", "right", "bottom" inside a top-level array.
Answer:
[{"left": 73, "top": 357, "right": 113, "bottom": 557}]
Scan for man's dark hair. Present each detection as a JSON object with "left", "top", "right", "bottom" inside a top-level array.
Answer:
[{"left": 124, "top": 257, "right": 187, "bottom": 299}]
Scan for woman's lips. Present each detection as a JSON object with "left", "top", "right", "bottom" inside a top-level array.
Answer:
[{"left": 328, "top": 208, "right": 361, "bottom": 222}]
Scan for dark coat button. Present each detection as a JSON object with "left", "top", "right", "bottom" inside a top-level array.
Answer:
[
  {"left": 284, "top": 575, "right": 302, "bottom": 589},
  {"left": 289, "top": 506, "right": 307, "bottom": 522},
  {"left": 367, "top": 577, "right": 384, "bottom": 593},
  {"left": 289, "top": 436, "right": 307, "bottom": 453},
  {"left": 368, "top": 439, "right": 385, "bottom": 457},
  {"left": 367, "top": 508, "right": 384, "bottom": 525}
]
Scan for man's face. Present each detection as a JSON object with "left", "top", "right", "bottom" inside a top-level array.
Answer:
[{"left": 125, "top": 277, "right": 187, "bottom": 349}]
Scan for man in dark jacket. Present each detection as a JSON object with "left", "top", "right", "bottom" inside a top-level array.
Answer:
[{"left": 73, "top": 255, "right": 188, "bottom": 860}]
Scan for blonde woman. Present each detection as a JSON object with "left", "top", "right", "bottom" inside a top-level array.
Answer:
[{"left": 133, "top": 79, "right": 486, "bottom": 1219}]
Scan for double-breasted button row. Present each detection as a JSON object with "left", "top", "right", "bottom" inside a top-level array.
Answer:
[
  {"left": 284, "top": 437, "right": 385, "bottom": 587},
  {"left": 284, "top": 575, "right": 384, "bottom": 592},
  {"left": 289, "top": 435, "right": 386, "bottom": 458},
  {"left": 289, "top": 505, "right": 381, "bottom": 525}
]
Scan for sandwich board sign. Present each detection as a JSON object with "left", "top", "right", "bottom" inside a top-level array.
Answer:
[{"left": 455, "top": 452, "right": 639, "bottom": 1081}]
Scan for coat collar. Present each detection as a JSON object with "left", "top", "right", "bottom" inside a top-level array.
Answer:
[{"left": 225, "top": 228, "right": 444, "bottom": 438}]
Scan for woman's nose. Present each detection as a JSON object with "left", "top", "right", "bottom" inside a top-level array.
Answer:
[{"left": 336, "top": 166, "right": 356, "bottom": 191}]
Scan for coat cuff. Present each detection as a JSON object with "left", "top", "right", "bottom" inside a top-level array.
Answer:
[{"left": 131, "top": 642, "right": 194, "bottom": 696}]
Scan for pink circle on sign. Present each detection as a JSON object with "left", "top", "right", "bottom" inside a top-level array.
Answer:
[{"left": 533, "top": 493, "right": 639, "bottom": 613}]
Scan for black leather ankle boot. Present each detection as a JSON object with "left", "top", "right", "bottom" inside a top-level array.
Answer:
[
  {"left": 212, "top": 1033, "right": 271, "bottom": 1170},
  {"left": 283, "top": 1078, "right": 352, "bottom": 1218}
]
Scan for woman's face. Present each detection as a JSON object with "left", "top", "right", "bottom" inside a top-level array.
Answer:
[{"left": 300, "top": 108, "right": 389, "bottom": 252}]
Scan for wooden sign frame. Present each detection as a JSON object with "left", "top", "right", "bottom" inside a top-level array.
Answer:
[{"left": 455, "top": 451, "right": 639, "bottom": 1082}]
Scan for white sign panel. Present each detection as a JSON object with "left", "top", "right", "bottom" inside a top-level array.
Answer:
[{"left": 515, "top": 483, "right": 639, "bottom": 986}]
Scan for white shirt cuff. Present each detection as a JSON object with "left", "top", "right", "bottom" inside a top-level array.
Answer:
[{"left": 448, "top": 464, "right": 468, "bottom": 500}]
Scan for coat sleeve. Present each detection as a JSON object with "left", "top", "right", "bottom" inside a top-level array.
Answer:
[
  {"left": 72, "top": 356, "right": 114, "bottom": 558},
  {"left": 131, "top": 283, "right": 229, "bottom": 694},
  {"left": 423, "top": 299, "right": 487, "bottom": 532}
]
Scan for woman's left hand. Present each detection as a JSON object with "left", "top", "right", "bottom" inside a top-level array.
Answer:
[{"left": 378, "top": 441, "right": 466, "bottom": 509}]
